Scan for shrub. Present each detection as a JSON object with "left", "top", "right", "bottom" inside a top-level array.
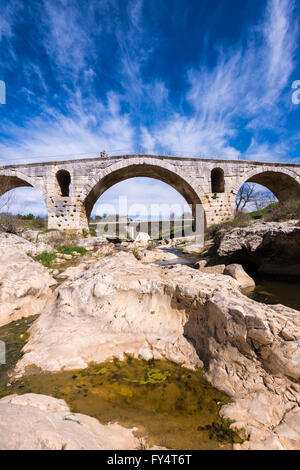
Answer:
[
  {"left": 56, "top": 245, "right": 87, "bottom": 256},
  {"left": 263, "top": 200, "right": 300, "bottom": 222},
  {"left": 34, "top": 252, "right": 57, "bottom": 267},
  {"left": 205, "top": 213, "right": 252, "bottom": 241}
]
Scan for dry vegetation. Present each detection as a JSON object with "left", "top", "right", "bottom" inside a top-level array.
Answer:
[{"left": 206, "top": 199, "right": 300, "bottom": 243}]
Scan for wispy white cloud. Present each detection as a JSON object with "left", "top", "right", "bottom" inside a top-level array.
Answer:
[
  {"left": 0, "top": 91, "right": 135, "bottom": 163},
  {"left": 142, "top": 0, "right": 298, "bottom": 159}
]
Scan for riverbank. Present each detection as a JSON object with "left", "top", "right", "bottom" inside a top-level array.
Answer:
[{"left": 0, "top": 228, "right": 299, "bottom": 450}]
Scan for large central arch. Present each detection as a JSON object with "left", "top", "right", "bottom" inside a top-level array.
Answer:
[{"left": 83, "top": 162, "right": 203, "bottom": 222}]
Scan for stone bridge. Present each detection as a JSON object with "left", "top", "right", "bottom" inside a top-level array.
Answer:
[{"left": 0, "top": 154, "right": 300, "bottom": 231}]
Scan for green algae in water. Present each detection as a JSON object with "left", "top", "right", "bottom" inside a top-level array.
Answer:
[
  {"left": 8, "top": 358, "right": 242, "bottom": 450},
  {"left": 0, "top": 317, "right": 243, "bottom": 450},
  {"left": 0, "top": 315, "right": 38, "bottom": 398}
]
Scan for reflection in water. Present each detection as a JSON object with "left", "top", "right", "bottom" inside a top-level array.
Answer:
[
  {"left": 246, "top": 275, "right": 300, "bottom": 311},
  {"left": 157, "top": 247, "right": 200, "bottom": 267},
  {"left": 157, "top": 247, "right": 300, "bottom": 312},
  {"left": 1, "top": 247, "right": 298, "bottom": 450},
  {"left": 0, "top": 318, "right": 242, "bottom": 450}
]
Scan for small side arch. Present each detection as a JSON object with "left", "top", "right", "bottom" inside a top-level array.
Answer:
[
  {"left": 211, "top": 168, "right": 225, "bottom": 193},
  {"left": 56, "top": 170, "right": 71, "bottom": 197}
]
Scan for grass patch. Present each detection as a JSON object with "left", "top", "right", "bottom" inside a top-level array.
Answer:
[
  {"left": 206, "top": 199, "right": 300, "bottom": 247},
  {"left": 56, "top": 245, "right": 87, "bottom": 256},
  {"left": 0, "top": 214, "right": 47, "bottom": 233},
  {"left": 205, "top": 213, "right": 252, "bottom": 241},
  {"left": 34, "top": 251, "right": 57, "bottom": 267},
  {"left": 248, "top": 203, "right": 277, "bottom": 220}
]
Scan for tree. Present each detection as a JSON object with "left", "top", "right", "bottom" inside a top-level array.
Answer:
[
  {"left": 0, "top": 178, "right": 15, "bottom": 214},
  {"left": 235, "top": 183, "right": 277, "bottom": 214},
  {"left": 0, "top": 178, "right": 17, "bottom": 233},
  {"left": 235, "top": 183, "right": 256, "bottom": 213}
]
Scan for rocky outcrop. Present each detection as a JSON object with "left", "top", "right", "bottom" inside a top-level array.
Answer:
[
  {"left": 217, "top": 220, "right": 300, "bottom": 275},
  {"left": 182, "top": 244, "right": 205, "bottom": 254},
  {"left": 134, "top": 232, "right": 150, "bottom": 244},
  {"left": 12, "top": 251, "right": 300, "bottom": 449},
  {"left": 0, "top": 394, "right": 139, "bottom": 450},
  {"left": 74, "top": 237, "right": 111, "bottom": 250},
  {"left": 0, "top": 232, "right": 54, "bottom": 256},
  {"left": 224, "top": 264, "right": 255, "bottom": 289},
  {"left": 193, "top": 259, "right": 226, "bottom": 275},
  {"left": 0, "top": 234, "right": 56, "bottom": 327},
  {"left": 134, "top": 247, "right": 179, "bottom": 263}
]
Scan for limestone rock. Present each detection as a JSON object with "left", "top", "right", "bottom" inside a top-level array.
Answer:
[
  {"left": 193, "top": 260, "right": 208, "bottom": 270},
  {"left": 0, "top": 234, "right": 56, "bottom": 327},
  {"left": 0, "top": 394, "right": 139, "bottom": 450},
  {"left": 193, "top": 260, "right": 225, "bottom": 274},
  {"left": 20, "top": 229, "right": 39, "bottom": 243},
  {"left": 224, "top": 264, "right": 255, "bottom": 289},
  {"left": 140, "top": 248, "right": 179, "bottom": 263},
  {"left": 217, "top": 220, "right": 300, "bottom": 275},
  {"left": 134, "top": 232, "right": 151, "bottom": 244},
  {"left": 182, "top": 244, "right": 204, "bottom": 254},
  {"left": 75, "top": 237, "right": 108, "bottom": 249},
  {"left": 37, "top": 230, "right": 66, "bottom": 244},
  {"left": 12, "top": 251, "right": 300, "bottom": 449}
]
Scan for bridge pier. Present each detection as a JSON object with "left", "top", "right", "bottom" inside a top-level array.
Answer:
[
  {"left": 201, "top": 193, "right": 236, "bottom": 226},
  {"left": 47, "top": 197, "right": 89, "bottom": 231}
]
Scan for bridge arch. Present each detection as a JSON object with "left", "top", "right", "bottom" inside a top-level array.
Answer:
[
  {"left": 82, "top": 160, "right": 203, "bottom": 222},
  {"left": 0, "top": 170, "right": 47, "bottom": 202},
  {"left": 232, "top": 167, "right": 300, "bottom": 202}
]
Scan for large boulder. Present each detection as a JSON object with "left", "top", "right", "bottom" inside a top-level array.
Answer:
[
  {"left": 134, "top": 232, "right": 151, "bottom": 245},
  {"left": 0, "top": 234, "right": 56, "bottom": 326},
  {"left": 74, "top": 237, "right": 111, "bottom": 250},
  {"left": 0, "top": 394, "right": 139, "bottom": 450},
  {"left": 217, "top": 220, "right": 300, "bottom": 275},
  {"left": 224, "top": 264, "right": 255, "bottom": 289},
  {"left": 182, "top": 244, "right": 204, "bottom": 254},
  {"left": 12, "top": 251, "right": 300, "bottom": 449}
]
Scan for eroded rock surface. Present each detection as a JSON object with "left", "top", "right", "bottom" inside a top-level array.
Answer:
[
  {"left": 217, "top": 220, "right": 300, "bottom": 275},
  {"left": 0, "top": 394, "right": 139, "bottom": 450},
  {"left": 13, "top": 251, "right": 300, "bottom": 449},
  {"left": 224, "top": 264, "right": 255, "bottom": 289},
  {"left": 0, "top": 234, "right": 56, "bottom": 327}
]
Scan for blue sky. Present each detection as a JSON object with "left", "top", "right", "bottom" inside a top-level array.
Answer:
[{"left": 0, "top": 0, "right": 300, "bottom": 216}]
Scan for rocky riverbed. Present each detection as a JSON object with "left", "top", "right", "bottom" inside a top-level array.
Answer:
[
  {"left": 0, "top": 226, "right": 299, "bottom": 450},
  {"left": 216, "top": 220, "right": 300, "bottom": 276}
]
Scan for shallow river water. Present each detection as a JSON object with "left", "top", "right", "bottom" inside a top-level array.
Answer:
[
  {"left": 247, "top": 275, "right": 300, "bottom": 311},
  {"left": 0, "top": 246, "right": 298, "bottom": 450},
  {"left": 159, "top": 247, "right": 300, "bottom": 312},
  {"left": 0, "top": 318, "right": 242, "bottom": 450}
]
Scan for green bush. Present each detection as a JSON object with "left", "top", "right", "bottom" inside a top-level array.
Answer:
[
  {"left": 34, "top": 252, "right": 57, "bottom": 267},
  {"left": 263, "top": 200, "right": 300, "bottom": 222},
  {"left": 205, "top": 213, "right": 252, "bottom": 241},
  {"left": 56, "top": 245, "right": 87, "bottom": 256}
]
